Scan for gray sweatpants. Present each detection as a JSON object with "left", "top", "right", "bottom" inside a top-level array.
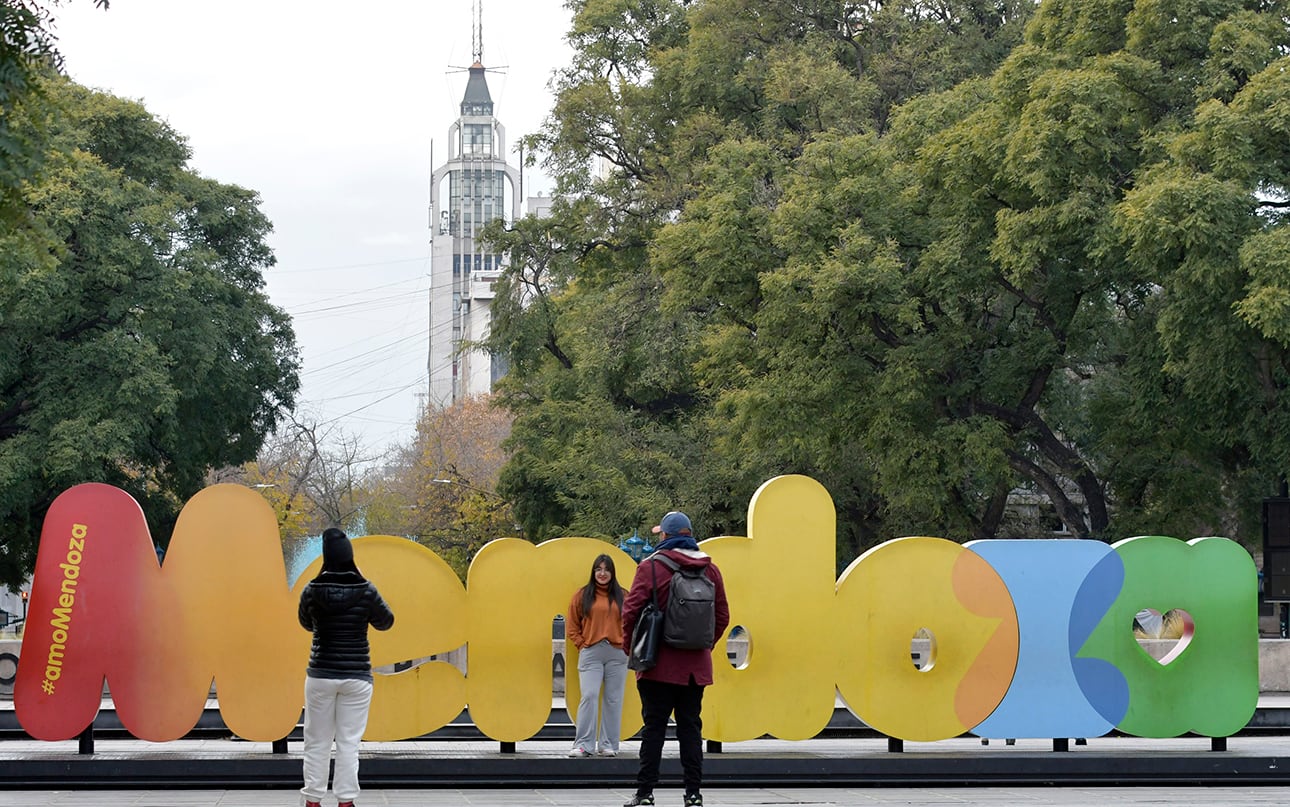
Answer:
[{"left": 572, "top": 639, "right": 629, "bottom": 753}]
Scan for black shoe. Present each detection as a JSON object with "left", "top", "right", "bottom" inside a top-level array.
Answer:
[
  {"left": 684, "top": 794, "right": 703, "bottom": 806},
  {"left": 623, "top": 795, "right": 654, "bottom": 807}
]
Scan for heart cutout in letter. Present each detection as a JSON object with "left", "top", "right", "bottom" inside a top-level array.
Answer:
[{"left": 1132, "top": 608, "right": 1194, "bottom": 665}]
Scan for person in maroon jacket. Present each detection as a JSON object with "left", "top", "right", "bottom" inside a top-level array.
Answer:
[{"left": 620, "top": 511, "right": 730, "bottom": 807}]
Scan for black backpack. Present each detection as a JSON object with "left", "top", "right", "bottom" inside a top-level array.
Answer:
[{"left": 652, "top": 553, "right": 717, "bottom": 650}]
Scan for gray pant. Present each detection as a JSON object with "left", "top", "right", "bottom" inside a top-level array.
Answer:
[{"left": 572, "top": 639, "right": 628, "bottom": 753}]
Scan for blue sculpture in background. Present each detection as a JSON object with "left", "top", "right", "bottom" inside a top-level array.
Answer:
[{"left": 617, "top": 530, "right": 652, "bottom": 562}]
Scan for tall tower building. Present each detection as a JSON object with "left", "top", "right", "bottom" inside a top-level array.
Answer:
[{"left": 427, "top": 12, "right": 521, "bottom": 407}]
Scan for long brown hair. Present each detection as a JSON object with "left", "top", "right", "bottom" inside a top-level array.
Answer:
[{"left": 580, "top": 553, "right": 624, "bottom": 617}]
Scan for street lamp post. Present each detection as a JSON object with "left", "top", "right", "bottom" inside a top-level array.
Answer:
[
  {"left": 431, "top": 478, "right": 502, "bottom": 498},
  {"left": 618, "top": 530, "right": 652, "bottom": 562}
]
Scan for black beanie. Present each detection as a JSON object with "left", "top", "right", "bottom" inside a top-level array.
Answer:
[{"left": 321, "top": 527, "right": 360, "bottom": 576}]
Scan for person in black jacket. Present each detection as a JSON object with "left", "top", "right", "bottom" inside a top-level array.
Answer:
[{"left": 298, "top": 528, "right": 394, "bottom": 807}]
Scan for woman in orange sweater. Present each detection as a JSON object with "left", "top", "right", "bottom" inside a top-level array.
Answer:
[{"left": 567, "top": 553, "right": 628, "bottom": 757}]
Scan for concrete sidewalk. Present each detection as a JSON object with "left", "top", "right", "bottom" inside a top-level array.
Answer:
[
  {"left": 3, "top": 734, "right": 1290, "bottom": 789},
  {"left": 3, "top": 695, "right": 1290, "bottom": 790},
  {"left": 2, "top": 786, "right": 1290, "bottom": 806}
]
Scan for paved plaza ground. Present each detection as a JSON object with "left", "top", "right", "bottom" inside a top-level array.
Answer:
[
  {"left": 5, "top": 697, "right": 1290, "bottom": 801},
  {"left": 3, "top": 786, "right": 1290, "bottom": 806},
  {"left": 4, "top": 732, "right": 1290, "bottom": 791}
]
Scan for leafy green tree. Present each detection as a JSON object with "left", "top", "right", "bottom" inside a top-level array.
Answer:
[
  {"left": 0, "top": 1, "right": 110, "bottom": 217},
  {"left": 492, "top": 0, "right": 1290, "bottom": 563},
  {"left": 488, "top": 0, "right": 1035, "bottom": 560},
  {"left": 723, "top": 0, "right": 1290, "bottom": 547},
  {"left": 1103, "top": 1, "right": 1290, "bottom": 538},
  {"left": 0, "top": 77, "right": 299, "bottom": 586}
]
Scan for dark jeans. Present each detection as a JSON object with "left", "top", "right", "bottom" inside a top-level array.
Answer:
[{"left": 634, "top": 678, "right": 705, "bottom": 796}]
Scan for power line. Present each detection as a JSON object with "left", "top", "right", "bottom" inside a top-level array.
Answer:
[
  {"left": 269, "top": 255, "right": 430, "bottom": 274},
  {"left": 303, "top": 330, "right": 431, "bottom": 377},
  {"left": 313, "top": 374, "right": 431, "bottom": 428},
  {"left": 291, "top": 289, "right": 427, "bottom": 318}
]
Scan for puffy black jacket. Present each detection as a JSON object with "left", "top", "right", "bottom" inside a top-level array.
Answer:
[{"left": 298, "top": 570, "right": 395, "bottom": 681}]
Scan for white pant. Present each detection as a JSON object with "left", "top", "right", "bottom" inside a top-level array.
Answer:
[
  {"left": 301, "top": 676, "right": 373, "bottom": 803},
  {"left": 573, "top": 639, "right": 628, "bottom": 753}
]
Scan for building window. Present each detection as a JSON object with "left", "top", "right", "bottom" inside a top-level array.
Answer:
[{"left": 464, "top": 123, "right": 492, "bottom": 157}]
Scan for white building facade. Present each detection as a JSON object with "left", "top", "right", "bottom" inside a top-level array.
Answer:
[{"left": 427, "top": 59, "right": 522, "bottom": 407}]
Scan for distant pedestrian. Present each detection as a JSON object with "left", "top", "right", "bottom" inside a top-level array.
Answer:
[
  {"left": 298, "top": 528, "right": 395, "bottom": 807},
  {"left": 620, "top": 511, "right": 729, "bottom": 807},
  {"left": 566, "top": 553, "right": 629, "bottom": 757}
]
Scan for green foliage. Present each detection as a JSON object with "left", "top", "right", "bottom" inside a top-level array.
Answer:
[
  {"left": 0, "top": 77, "right": 299, "bottom": 587},
  {"left": 490, "top": 0, "right": 1290, "bottom": 567},
  {"left": 0, "top": 1, "right": 110, "bottom": 219},
  {"left": 486, "top": 0, "right": 1038, "bottom": 563}
]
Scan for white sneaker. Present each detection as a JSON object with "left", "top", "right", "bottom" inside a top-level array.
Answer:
[
  {"left": 597, "top": 747, "right": 617, "bottom": 757},
  {"left": 568, "top": 746, "right": 591, "bottom": 757}
]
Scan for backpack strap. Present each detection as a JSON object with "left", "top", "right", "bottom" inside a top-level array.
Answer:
[
  {"left": 648, "top": 554, "right": 660, "bottom": 607},
  {"left": 641, "top": 553, "right": 674, "bottom": 607},
  {"left": 651, "top": 552, "right": 680, "bottom": 574}
]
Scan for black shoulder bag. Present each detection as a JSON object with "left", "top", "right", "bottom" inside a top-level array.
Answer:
[{"left": 627, "top": 557, "right": 665, "bottom": 671}]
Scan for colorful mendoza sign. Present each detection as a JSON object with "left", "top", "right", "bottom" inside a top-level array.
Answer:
[{"left": 14, "top": 476, "right": 1259, "bottom": 743}]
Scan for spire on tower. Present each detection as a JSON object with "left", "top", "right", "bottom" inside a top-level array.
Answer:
[{"left": 472, "top": 0, "right": 484, "bottom": 66}]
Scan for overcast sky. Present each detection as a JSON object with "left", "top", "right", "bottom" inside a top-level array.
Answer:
[{"left": 50, "top": 0, "right": 575, "bottom": 458}]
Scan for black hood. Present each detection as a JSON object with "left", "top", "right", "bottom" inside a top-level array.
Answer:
[{"left": 317, "top": 527, "right": 364, "bottom": 581}]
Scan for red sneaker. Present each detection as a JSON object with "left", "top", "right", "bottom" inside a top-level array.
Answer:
[{"left": 304, "top": 802, "right": 321, "bottom": 807}]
